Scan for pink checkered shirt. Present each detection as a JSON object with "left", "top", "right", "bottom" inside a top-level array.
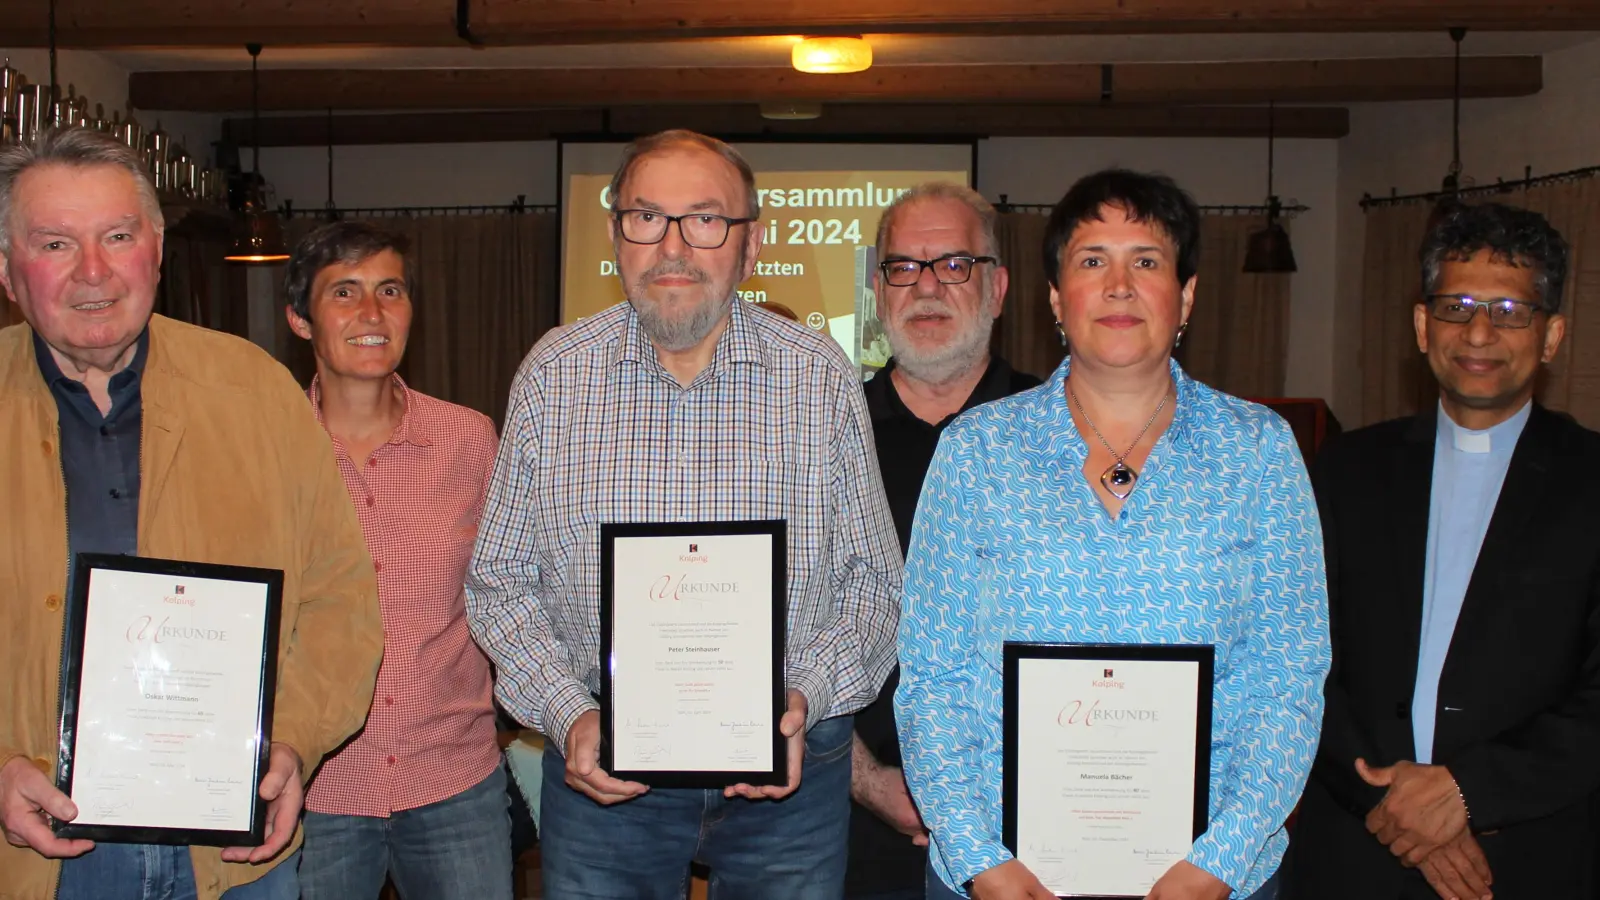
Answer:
[{"left": 304, "top": 375, "right": 502, "bottom": 816}]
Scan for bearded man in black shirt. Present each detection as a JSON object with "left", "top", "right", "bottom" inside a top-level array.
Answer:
[{"left": 849, "top": 183, "right": 1041, "bottom": 900}]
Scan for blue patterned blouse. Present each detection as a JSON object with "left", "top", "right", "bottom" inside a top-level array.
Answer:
[{"left": 895, "top": 357, "right": 1330, "bottom": 896}]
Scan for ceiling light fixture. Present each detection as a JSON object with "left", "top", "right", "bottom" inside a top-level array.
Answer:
[
  {"left": 759, "top": 102, "right": 823, "bottom": 121},
  {"left": 224, "top": 43, "right": 290, "bottom": 264},
  {"left": 1242, "top": 99, "right": 1298, "bottom": 274},
  {"left": 792, "top": 36, "right": 872, "bottom": 75}
]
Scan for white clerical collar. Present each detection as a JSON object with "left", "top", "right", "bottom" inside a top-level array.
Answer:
[{"left": 1438, "top": 399, "right": 1532, "bottom": 455}]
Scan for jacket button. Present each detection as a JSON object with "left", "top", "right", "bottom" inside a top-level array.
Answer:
[
  {"left": 1395, "top": 702, "right": 1408, "bottom": 719},
  {"left": 40, "top": 440, "right": 53, "bottom": 456},
  {"left": 45, "top": 594, "right": 61, "bottom": 610},
  {"left": 30, "top": 756, "right": 50, "bottom": 774}
]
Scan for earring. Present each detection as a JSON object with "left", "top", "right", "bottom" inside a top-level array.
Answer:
[
  {"left": 1053, "top": 320, "right": 1068, "bottom": 348},
  {"left": 1174, "top": 322, "right": 1189, "bottom": 349}
]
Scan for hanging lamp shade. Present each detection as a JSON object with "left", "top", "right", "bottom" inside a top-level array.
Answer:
[
  {"left": 1242, "top": 216, "right": 1298, "bottom": 274},
  {"left": 225, "top": 42, "right": 288, "bottom": 264},
  {"left": 224, "top": 184, "right": 289, "bottom": 263},
  {"left": 1242, "top": 100, "right": 1297, "bottom": 274}
]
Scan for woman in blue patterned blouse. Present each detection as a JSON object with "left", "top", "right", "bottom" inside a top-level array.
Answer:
[{"left": 895, "top": 170, "right": 1330, "bottom": 900}]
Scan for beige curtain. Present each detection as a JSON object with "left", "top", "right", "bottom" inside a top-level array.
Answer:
[
  {"left": 158, "top": 212, "right": 250, "bottom": 339},
  {"left": 1357, "top": 203, "right": 1434, "bottom": 424},
  {"left": 1357, "top": 177, "right": 1600, "bottom": 428},
  {"left": 1178, "top": 214, "right": 1293, "bottom": 398},
  {"left": 994, "top": 210, "right": 1294, "bottom": 397},
  {"left": 283, "top": 212, "right": 559, "bottom": 427},
  {"left": 994, "top": 211, "right": 1063, "bottom": 378},
  {"left": 1519, "top": 178, "right": 1600, "bottom": 427}
]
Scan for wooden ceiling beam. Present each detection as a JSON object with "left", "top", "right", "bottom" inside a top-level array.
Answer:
[
  {"left": 0, "top": 0, "right": 457, "bottom": 47},
  {"left": 1, "top": 0, "right": 1594, "bottom": 46},
  {"left": 222, "top": 105, "right": 1352, "bottom": 146},
  {"left": 468, "top": 0, "right": 1600, "bottom": 41},
  {"left": 131, "top": 57, "right": 1540, "bottom": 112}
]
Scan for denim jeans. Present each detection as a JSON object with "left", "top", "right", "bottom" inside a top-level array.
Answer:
[
  {"left": 55, "top": 844, "right": 299, "bottom": 900},
  {"left": 924, "top": 862, "right": 1280, "bottom": 899},
  {"left": 540, "top": 715, "right": 853, "bottom": 899},
  {"left": 298, "top": 763, "right": 514, "bottom": 900}
]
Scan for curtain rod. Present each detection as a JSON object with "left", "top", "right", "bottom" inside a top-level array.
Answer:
[
  {"left": 1360, "top": 163, "right": 1600, "bottom": 210},
  {"left": 994, "top": 197, "right": 1309, "bottom": 216},
  {"left": 280, "top": 197, "right": 556, "bottom": 218}
]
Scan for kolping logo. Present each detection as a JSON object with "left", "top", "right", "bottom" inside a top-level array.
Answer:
[
  {"left": 175, "top": 585, "right": 185, "bottom": 595},
  {"left": 689, "top": 544, "right": 698, "bottom": 553},
  {"left": 1103, "top": 668, "right": 1114, "bottom": 678}
]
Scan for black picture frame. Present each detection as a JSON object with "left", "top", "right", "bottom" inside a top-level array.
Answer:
[
  {"left": 600, "top": 519, "right": 787, "bottom": 789},
  {"left": 1002, "top": 642, "right": 1214, "bottom": 900},
  {"left": 54, "top": 553, "right": 284, "bottom": 847}
]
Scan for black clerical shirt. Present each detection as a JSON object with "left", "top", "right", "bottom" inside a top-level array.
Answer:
[{"left": 845, "top": 355, "right": 1041, "bottom": 896}]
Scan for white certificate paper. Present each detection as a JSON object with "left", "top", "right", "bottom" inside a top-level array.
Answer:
[
  {"left": 68, "top": 568, "right": 270, "bottom": 832},
  {"left": 1013, "top": 656, "right": 1204, "bottom": 897},
  {"left": 608, "top": 531, "right": 777, "bottom": 776}
]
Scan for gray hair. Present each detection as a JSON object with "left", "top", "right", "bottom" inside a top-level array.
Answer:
[
  {"left": 0, "top": 126, "right": 164, "bottom": 253},
  {"left": 607, "top": 129, "right": 760, "bottom": 220},
  {"left": 875, "top": 181, "right": 1000, "bottom": 262}
]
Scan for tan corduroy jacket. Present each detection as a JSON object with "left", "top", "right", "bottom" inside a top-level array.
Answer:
[{"left": 0, "top": 315, "right": 384, "bottom": 900}]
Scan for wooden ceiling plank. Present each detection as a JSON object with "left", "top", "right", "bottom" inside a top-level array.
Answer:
[
  {"left": 467, "top": 0, "right": 1600, "bottom": 42},
  {"left": 223, "top": 105, "right": 1351, "bottom": 145},
  {"left": 130, "top": 57, "right": 1541, "bottom": 112},
  {"left": 0, "top": 0, "right": 1593, "bottom": 46},
  {"left": 0, "top": 0, "right": 458, "bottom": 46}
]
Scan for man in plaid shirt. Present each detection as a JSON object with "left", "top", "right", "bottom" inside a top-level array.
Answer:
[{"left": 467, "top": 129, "right": 903, "bottom": 898}]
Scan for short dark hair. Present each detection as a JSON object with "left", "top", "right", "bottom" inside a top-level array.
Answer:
[
  {"left": 1420, "top": 201, "right": 1569, "bottom": 313},
  {"left": 1041, "top": 169, "right": 1201, "bottom": 289},
  {"left": 284, "top": 221, "right": 414, "bottom": 321}
]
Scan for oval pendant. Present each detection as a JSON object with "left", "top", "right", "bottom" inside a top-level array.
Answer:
[{"left": 1100, "top": 461, "right": 1137, "bottom": 500}]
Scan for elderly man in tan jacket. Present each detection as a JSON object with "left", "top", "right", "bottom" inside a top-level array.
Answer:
[{"left": 0, "top": 128, "right": 383, "bottom": 900}]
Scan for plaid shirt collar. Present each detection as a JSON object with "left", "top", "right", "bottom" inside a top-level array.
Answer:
[
  {"left": 611, "top": 297, "right": 771, "bottom": 378},
  {"left": 308, "top": 372, "right": 433, "bottom": 448}
]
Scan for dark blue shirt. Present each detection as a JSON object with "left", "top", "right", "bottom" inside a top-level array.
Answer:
[{"left": 33, "top": 328, "right": 148, "bottom": 569}]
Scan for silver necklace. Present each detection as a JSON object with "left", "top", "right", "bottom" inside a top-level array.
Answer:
[{"left": 1067, "top": 379, "right": 1170, "bottom": 501}]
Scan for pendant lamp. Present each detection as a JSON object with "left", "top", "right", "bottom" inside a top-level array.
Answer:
[
  {"left": 225, "top": 44, "right": 289, "bottom": 263},
  {"left": 1428, "top": 28, "right": 1471, "bottom": 228},
  {"left": 1243, "top": 100, "right": 1297, "bottom": 274}
]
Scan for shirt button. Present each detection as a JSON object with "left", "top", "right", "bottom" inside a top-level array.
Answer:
[
  {"left": 365, "top": 496, "right": 375, "bottom": 507},
  {"left": 45, "top": 594, "right": 61, "bottom": 610},
  {"left": 387, "top": 755, "right": 396, "bottom": 765},
  {"left": 373, "top": 561, "right": 383, "bottom": 573},
  {"left": 384, "top": 696, "right": 394, "bottom": 706},
  {"left": 367, "top": 458, "right": 377, "bottom": 468}
]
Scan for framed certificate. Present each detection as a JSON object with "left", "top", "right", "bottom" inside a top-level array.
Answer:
[
  {"left": 1003, "top": 643, "right": 1214, "bottom": 899},
  {"left": 54, "top": 554, "right": 283, "bottom": 847},
  {"left": 600, "top": 520, "right": 787, "bottom": 788}
]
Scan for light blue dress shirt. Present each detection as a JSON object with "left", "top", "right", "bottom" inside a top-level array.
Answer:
[
  {"left": 1411, "top": 400, "right": 1531, "bottom": 763},
  {"left": 895, "top": 358, "right": 1330, "bottom": 896}
]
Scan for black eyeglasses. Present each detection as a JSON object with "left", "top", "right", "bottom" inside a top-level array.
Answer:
[
  {"left": 1426, "top": 294, "right": 1547, "bottom": 329},
  {"left": 613, "top": 209, "right": 755, "bottom": 250},
  {"left": 879, "top": 255, "right": 998, "bottom": 287}
]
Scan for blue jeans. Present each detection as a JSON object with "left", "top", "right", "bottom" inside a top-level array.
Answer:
[
  {"left": 540, "top": 715, "right": 853, "bottom": 899},
  {"left": 298, "top": 763, "right": 514, "bottom": 900},
  {"left": 924, "top": 862, "right": 1280, "bottom": 899},
  {"left": 56, "top": 844, "right": 299, "bottom": 900}
]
